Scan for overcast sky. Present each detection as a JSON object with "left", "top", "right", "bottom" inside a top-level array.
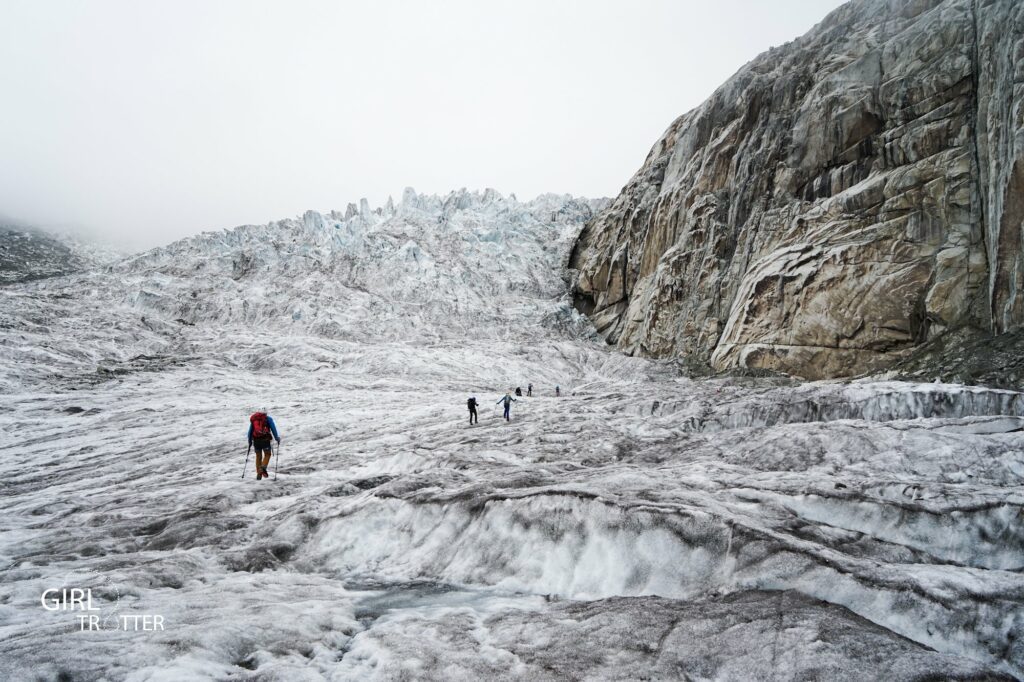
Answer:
[{"left": 0, "top": 0, "right": 846, "bottom": 249}]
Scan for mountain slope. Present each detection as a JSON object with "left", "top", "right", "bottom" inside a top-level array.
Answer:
[
  {"left": 0, "top": 224, "right": 96, "bottom": 284},
  {"left": 570, "top": 0, "right": 1024, "bottom": 380}
]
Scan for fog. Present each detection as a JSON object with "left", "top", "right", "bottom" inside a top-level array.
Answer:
[{"left": 0, "top": 0, "right": 846, "bottom": 250}]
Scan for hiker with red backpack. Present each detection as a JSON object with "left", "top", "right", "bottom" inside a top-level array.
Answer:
[{"left": 247, "top": 408, "right": 281, "bottom": 480}]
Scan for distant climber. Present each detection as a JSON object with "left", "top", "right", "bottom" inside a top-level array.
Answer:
[
  {"left": 515, "top": 387, "right": 523, "bottom": 397},
  {"left": 467, "top": 396, "right": 479, "bottom": 425},
  {"left": 497, "top": 392, "right": 517, "bottom": 421},
  {"left": 248, "top": 408, "right": 281, "bottom": 480},
  {"left": 555, "top": 385, "right": 560, "bottom": 397},
  {"left": 527, "top": 383, "right": 533, "bottom": 397}
]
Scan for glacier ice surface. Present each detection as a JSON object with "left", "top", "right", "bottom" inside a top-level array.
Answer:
[{"left": 1, "top": 190, "right": 1022, "bottom": 680}]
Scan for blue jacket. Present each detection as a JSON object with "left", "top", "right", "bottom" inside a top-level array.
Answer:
[
  {"left": 496, "top": 395, "right": 517, "bottom": 407},
  {"left": 248, "top": 414, "right": 280, "bottom": 443}
]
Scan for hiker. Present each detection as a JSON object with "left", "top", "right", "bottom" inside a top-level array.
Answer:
[
  {"left": 555, "top": 385, "right": 560, "bottom": 397},
  {"left": 515, "top": 387, "right": 523, "bottom": 397},
  {"left": 248, "top": 408, "right": 281, "bottom": 480},
  {"left": 527, "top": 383, "right": 533, "bottom": 397},
  {"left": 496, "top": 392, "right": 517, "bottom": 421},
  {"left": 467, "top": 396, "right": 479, "bottom": 424}
]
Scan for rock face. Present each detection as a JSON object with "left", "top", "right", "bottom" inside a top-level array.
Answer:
[
  {"left": 0, "top": 225, "right": 85, "bottom": 284},
  {"left": 570, "top": 0, "right": 1024, "bottom": 380}
]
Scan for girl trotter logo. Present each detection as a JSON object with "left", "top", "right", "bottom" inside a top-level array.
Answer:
[{"left": 41, "top": 584, "right": 164, "bottom": 632}]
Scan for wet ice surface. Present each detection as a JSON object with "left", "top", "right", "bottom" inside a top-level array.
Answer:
[{"left": 2, "top": 191, "right": 1023, "bottom": 680}]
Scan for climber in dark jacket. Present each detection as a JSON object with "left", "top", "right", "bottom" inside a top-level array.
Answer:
[{"left": 467, "top": 396, "right": 479, "bottom": 424}]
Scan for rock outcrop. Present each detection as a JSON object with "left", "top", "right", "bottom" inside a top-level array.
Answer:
[
  {"left": 570, "top": 0, "right": 1023, "bottom": 379},
  {"left": 0, "top": 225, "right": 86, "bottom": 284}
]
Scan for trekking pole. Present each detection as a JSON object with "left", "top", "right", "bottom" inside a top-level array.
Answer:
[
  {"left": 241, "top": 443, "right": 252, "bottom": 479},
  {"left": 274, "top": 441, "right": 282, "bottom": 481}
]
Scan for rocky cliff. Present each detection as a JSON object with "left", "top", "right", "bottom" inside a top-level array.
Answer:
[{"left": 570, "top": 0, "right": 1023, "bottom": 379}]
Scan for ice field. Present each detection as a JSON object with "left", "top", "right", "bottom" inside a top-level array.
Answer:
[{"left": 1, "top": 191, "right": 1022, "bottom": 680}]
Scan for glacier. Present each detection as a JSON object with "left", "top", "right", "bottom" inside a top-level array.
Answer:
[{"left": 1, "top": 189, "right": 1022, "bottom": 680}]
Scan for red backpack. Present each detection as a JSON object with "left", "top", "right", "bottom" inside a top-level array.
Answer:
[{"left": 250, "top": 412, "right": 271, "bottom": 440}]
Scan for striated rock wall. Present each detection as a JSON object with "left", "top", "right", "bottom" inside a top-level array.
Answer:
[
  {"left": 570, "top": 0, "right": 1024, "bottom": 379},
  {"left": 976, "top": 0, "right": 1024, "bottom": 333}
]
